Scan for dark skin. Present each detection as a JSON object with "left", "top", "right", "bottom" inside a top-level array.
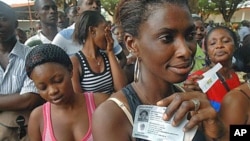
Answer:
[
  {"left": 71, "top": 22, "right": 127, "bottom": 93},
  {"left": 35, "top": 0, "right": 58, "bottom": 41},
  {"left": 217, "top": 83, "right": 250, "bottom": 141},
  {"left": 92, "top": 4, "right": 220, "bottom": 141},
  {"left": 184, "top": 28, "right": 237, "bottom": 91},
  {"left": 28, "top": 63, "right": 109, "bottom": 141},
  {"left": 77, "top": 0, "right": 127, "bottom": 68},
  {"left": 0, "top": 4, "right": 44, "bottom": 111}
]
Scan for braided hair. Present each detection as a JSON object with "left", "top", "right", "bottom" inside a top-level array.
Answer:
[{"left": 25, "top": 44, "right": 73, "bottom": 78}]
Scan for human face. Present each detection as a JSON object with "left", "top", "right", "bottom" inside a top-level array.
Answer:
[
  {"left": 0, "top": 5, "right": 16, "bottom": 42},
  {"left": 78, "top": 0, "right": 101, "bottom": 14},
  {"left": 194, "top": 20, "right": 205, "bottom": 42},
  {"left": 93, "top": 21, "right": 108, "bottom": 50},
  {"left": 30, "top": 63, "right": 73, "bottom": 105},
  {"left": 36, "top": 0, "right": 58, "bottom": 25},
  {"left": 113, "top": 26, "right": 124, "bottom": 43},
  {"left": 133, "top": 4, "right": 196, "bottom": 83},
  {"left": 206, "top": 28, "right": 235, "bottom": 64}
]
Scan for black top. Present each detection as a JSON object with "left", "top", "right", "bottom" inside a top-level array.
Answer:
[{"left": 122, "top": 84, "right": 206, "bottom": 141}]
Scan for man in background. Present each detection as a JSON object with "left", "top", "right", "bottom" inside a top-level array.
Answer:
[
  {"left": 0, "top": 1, "right": 44, "bottom": 140},
  {"left": 25, "top": 0, "right": 58, "bottom": 47}
]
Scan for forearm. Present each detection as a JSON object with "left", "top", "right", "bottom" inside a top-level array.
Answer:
[
  {"left": 116, "top": 51, "right": 127, "bottom": 68},
  {"left": 202, "top": 117, "right": 226, "bottom": 140},
  {"left": 107, "top": 51, "right": 128, "bottom": 91},
  {"left": 0, "top": 93, "right": 44, "bottom": 111}
]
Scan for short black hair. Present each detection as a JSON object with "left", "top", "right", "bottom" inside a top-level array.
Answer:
[{"left": 25, "top": 44, "right": 73, "bottom": 77}]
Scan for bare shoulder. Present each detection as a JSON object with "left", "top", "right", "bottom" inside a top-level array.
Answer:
[
  {"left": 70, "top": 55, "right": 79, "bottom": 64},
  {"left": 222, "top": 84, "right": 249, "bottom": 106},
  {"left": 220, "top": 84, "right": 250, "bottom": 123},
  {"left": 92, "top": 91, "right": 132, "bottom": 141},
  {"left": 30, "top": 105, "right": 43, "bottom": 120},
  {"left": 93, "top": 92, "right": 110, "bottom": 107}
]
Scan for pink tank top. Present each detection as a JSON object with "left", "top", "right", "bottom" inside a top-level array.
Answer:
[{"left": 42, "top": 92, "right": 96, "bottom": 141}]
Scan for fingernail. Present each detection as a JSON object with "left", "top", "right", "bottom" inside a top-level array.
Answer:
[
  {"left": 163, "top": 114, "right": 168, "bottom": 120},
  {"left": 172, "top": 121, "right": 176, "bottom": 126}
]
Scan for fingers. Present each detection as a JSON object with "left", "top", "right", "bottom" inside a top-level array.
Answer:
[
  {"left": 157, "top": 91, "right": 214, "bottom": 131},
  {"left": 183, "top": 75, "right": 203, "bottom": 91},
  {"left": 104, "top": 27, "right": 114, "bottom": 51}
]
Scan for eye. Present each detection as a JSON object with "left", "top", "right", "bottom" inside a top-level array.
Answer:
[
  {"left": 186, "top": 31, "right": 196, "bottom": 41},
  {"left": 53, "top": 76, "right": 63, "bottom": 84},
  {"left": 159, "top": 34, "right": 174, "bottom": 43},
  {"left": 36, "top": 84, "right": 47, "bottom": 91},
  {"left": 43, "top": 6, "right": 50, "bottom": 10},
  {"left": 222, "top": 38, "right": 231, "bottom": 43}
]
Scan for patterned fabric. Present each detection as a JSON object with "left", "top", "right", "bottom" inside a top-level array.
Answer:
[
  {"left": 191, "top": 44, "right": 206, "bottom": 73},
  {"left": 76, "top": 51, "right": 114, "bottom": 94},
  {"left": 189, "top": 70, "right": 241, "bottom": 111},
  {"left": 0, "top": 41, "right": 38, "bottom": 94},
  {"left": 42, "top": 92, "right": 95, "bottom": 141}
]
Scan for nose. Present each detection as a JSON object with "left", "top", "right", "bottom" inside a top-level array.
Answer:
[
  {"left": 215, "top": 40, "right": 224, "bottom": 48},
  {"left": 92, "top": 1, "right": 101, "bottom": 11},
  {"left": 48, "top": 85, "right": 59, "bottom": 96},
  {"left": 175, "top": 37, "right": 195, "bottom": 59}
]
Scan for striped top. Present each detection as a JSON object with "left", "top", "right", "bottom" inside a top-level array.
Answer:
[
  {"left": 76, "top": 51, "right": 114, "bottom": 94},
  {"left": 0, "top": 41, "right": 38, "bottom": 95}
]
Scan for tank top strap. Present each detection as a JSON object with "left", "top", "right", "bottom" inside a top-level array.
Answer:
[
  {"left": 84, "top": 92, "right": 96, "bottom": 117},
  {"left": 122, "top": 84, "right": 142, "bottom": 119}
]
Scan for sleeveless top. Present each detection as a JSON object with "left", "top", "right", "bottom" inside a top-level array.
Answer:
[
  {"left": 121, "top": 84, "right": 206, "bottom": 141},
  {"left": 76, "top": 51, "right": 114, "bottom": 94},
  {"left": 42, "top": 92, "right": 95, "bottom": 141}
]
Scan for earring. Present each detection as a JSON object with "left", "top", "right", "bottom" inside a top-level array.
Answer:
[{"left": 134, "top": 57, "right": 140, "bottom": 83}]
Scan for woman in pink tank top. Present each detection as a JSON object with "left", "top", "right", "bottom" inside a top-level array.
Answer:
[{"left": 25, "top": 44, "right": 109, "bottom": 141}]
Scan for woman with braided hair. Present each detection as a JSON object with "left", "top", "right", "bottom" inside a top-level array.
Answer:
[{"left": 26, "top": 44, "right": 109, "bottom": 141}]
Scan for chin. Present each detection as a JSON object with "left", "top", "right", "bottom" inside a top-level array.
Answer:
[{"left": 171, "top": 74, "right": 189, "bottom": 84}]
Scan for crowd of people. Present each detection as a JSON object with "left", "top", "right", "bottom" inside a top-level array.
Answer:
[{"left": 0, "top": 0, "right": 250, "bottom": 141}]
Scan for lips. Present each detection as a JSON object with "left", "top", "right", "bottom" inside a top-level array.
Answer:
[
  {"left": 215, "top": 50, "right": 226, "bottom": 56},
  {"left": 51, "top": 95, "right": 63, "bottom": 103},
  {"left": 168, "top": 60, "right": 193, "bottom": 75}
]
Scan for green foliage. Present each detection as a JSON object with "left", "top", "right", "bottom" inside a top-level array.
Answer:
[
  {"left": 197, "top": 0, "right": 246, "bottom": 23},
  {"left": 101, "top": 0, "right": 119, "bottom": 17}
]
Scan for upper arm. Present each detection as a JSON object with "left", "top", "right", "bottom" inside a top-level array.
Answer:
[
  {"left": 92, "top": 101, "right": 132, "bottom": 141},
  {"left": 70, "top": 56, "right": 83, "bottom": 93},
  {"left": 219, "top": 91, "right": 248, "bottom": 125},
  {"left": 28, "top": 106, "right": 43, "bottom": 141}
]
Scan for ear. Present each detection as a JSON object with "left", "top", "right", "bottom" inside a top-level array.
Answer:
[
  {"left": 89, "top": 26, "right": 96, "bottom": 37},
  {"left": 124, "top": 33, "right": 139, "bottom": 57}
]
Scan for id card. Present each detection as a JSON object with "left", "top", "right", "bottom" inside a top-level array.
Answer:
[
  {"left": 132, "top": 105, "right": 192, "bottom": 141},
  {"left": 197, "top": 63, "right": 222, "bottom": 93}
]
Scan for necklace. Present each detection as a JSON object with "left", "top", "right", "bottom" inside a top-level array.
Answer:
[{"left": 85, "top": 54, "right": 101, "bottom": 66}]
